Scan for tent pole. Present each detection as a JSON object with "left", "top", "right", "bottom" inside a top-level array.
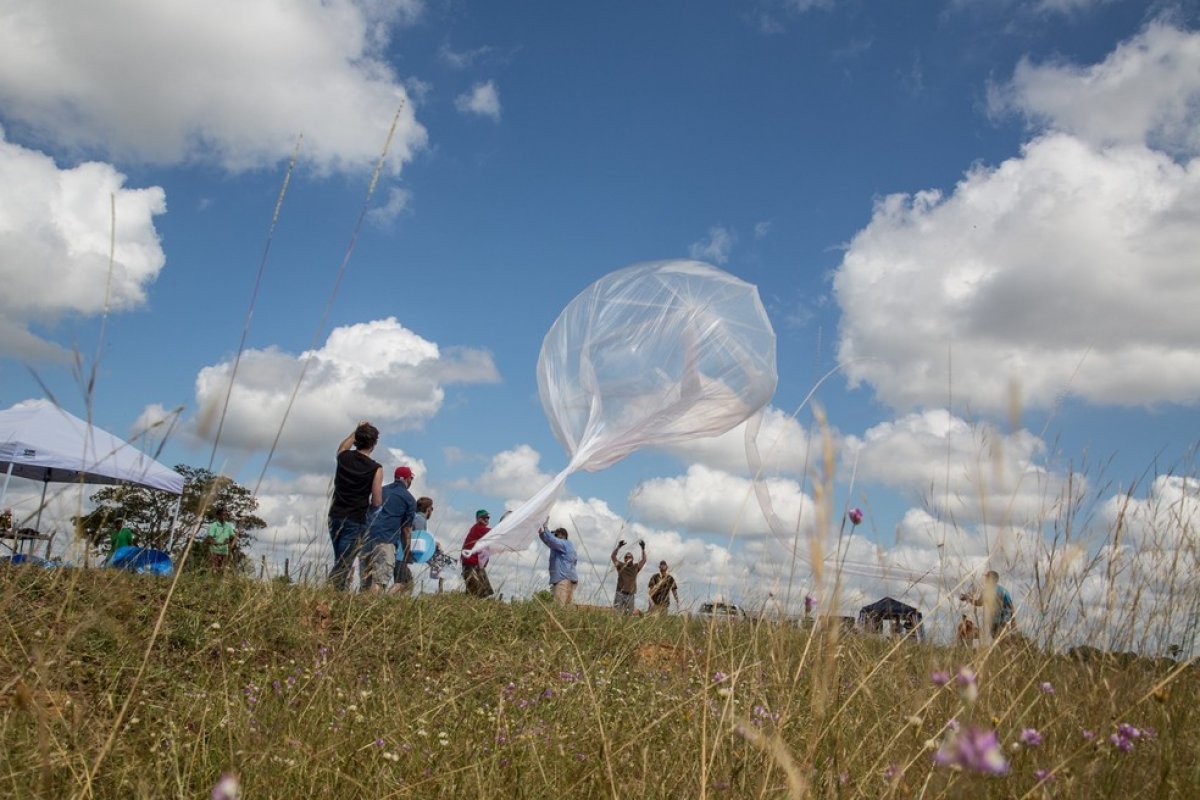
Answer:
[
  {"left": 0, "top": 460, "right": 13, "bottom": 514},
  {"left": 166, "top": 494, "right": 183, "bottom": 552},
  {"left": 33, "top": 475, "right": 50, "bottom": 534}
]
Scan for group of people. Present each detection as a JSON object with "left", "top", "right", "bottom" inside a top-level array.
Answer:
[
  {"left": 329, "top": 422, "right": 686, "bottom": 610},
  {"left": 534, "top": 525, "right": 681, "bottom": 613},
  {"left": 105, "top": 506, "right": 237, "bottom": 571},
  {"left": 327, "top": 422, "right": 436, "bottom": 593}
]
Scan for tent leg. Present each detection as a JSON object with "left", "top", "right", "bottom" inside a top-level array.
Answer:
[
  {"left": 0, "top": 460, "right": 13, "bottom": 513},
  {"left": 165, "top": 495, "right": 183, "bottom": 552},
  {"left": 33, "top": 476, "right": 50, "bottom": 540}
]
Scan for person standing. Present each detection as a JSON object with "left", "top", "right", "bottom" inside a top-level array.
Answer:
[
  {"left": 328, "top": 422, "right": 383, "bottom": 591},
  {"left": 610, "top": 539, "right": 646, "bottom": 614},
  {"left": 460, "top": 509, "right": 494, "bottom": 598},
  {"left": 960, "top": 570, "right": 1015, "bottom": 639},
  {"left": 648, "top": 560, "right": 680, "bottom": 613},
  {"left": 110, "top": 522, "right": 135, "bottom": 553},
  {"left": 206, "top": 506, "right": 237, "bottom": 572},
  {"left": 538, "top": 525, "right": 578, "bottom": 606},
  {"left": 397, "top": 496, "right": 434, "bottom": 589},
  {"left": 363, "top": 466, "right": 415, "bottom": 593}
]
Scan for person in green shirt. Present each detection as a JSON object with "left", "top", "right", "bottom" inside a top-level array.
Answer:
[
  {"left": 207, "top": 507, "right": 237, "bottom": 572},
  {"left": 110, "top": 525, "right": 135, "bottom": 560}
]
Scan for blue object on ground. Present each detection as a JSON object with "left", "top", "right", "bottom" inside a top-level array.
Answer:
[{"left": 110, "top": 546, "right": 174, "bottom": 576}]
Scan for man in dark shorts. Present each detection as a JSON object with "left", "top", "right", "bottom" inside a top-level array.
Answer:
[
  {"left": 648, "top": 560, "right": 679, "bottom": 613},
  {"left": 328, "top": 422, "right": 383, "bottom": 591},
  {"left": 460, "top": 509, "right": 494, "bottom": 598},
  {"left": 610, "top": 539, "right": 646, "bottom": 613}
]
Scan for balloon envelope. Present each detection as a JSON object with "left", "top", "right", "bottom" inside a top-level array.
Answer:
[{"left": 470, "top": 260, "right": 777, "bottom": 557}]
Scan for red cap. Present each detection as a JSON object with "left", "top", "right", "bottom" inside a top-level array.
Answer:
[{"left": 394, "top": 466, "right": 413, "bottom": 480}]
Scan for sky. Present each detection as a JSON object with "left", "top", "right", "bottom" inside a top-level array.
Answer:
[{"left": 1, "top": 0, "right": 1198, "bottom": 644}]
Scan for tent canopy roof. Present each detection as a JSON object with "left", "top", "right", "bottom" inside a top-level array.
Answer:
[
  {"left": 0, "top": 400, "right": 183, "bottom": 495},
  {"left": 858, "top": 596, "right": 922, "bottom": 620}
]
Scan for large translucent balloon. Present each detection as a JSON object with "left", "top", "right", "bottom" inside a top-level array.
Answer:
[{"left": 468, "top": 260, "right": 777, "bottom": 557}]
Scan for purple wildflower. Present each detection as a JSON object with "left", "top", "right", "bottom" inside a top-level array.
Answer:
[
  {"left": 804, "top": 594, "right": 816, "bottom": 614},
  {"left": 542, "top": 688, "right": 555, "bottom": 699},
  {"left": 1019, "top": 728, "right": 1043, "bottom": 747},
  {"left": 1039, "top": 681, "right": 1054, "bottom": 695},
  {"left": 884, "top": 763, "right": 901, "bottom": 781},
  {"left": 1035, "top": 769, "right": 1054, "bottom": 783},
  {"left": 931, "top": 670, "right": 951, "bottom": 687},
  {"left": 956, "top": 667, "right": 979, "bottom": 702},
  {"left": 1110, "top": 733, "right": 1135, "bottom": 753},
  {"left": 375, "top": 738, "right": 385, "bottom": 748},
  {"left": 712, "top": 671, "right": 729, "bottom": 684},
  {"left": 933, "top": 726, "right": 1008, "bottom": 776},
  {"left": 558, "top": 671, "right": 579, "bottom": 683},
  {"left": 1081, "top": 729, "right": 1095, "bottom": 741},
  {"left": 848, "top": 507, "right": 864, "bottom": 525}
]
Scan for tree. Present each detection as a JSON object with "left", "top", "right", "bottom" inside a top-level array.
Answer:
[{"left": 74, "top": 465, "right": 266, "bottom": 568}]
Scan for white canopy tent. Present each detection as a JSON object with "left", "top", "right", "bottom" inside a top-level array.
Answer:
[{"left": 0, "top": 400, "right": 184, "bottom": 550}]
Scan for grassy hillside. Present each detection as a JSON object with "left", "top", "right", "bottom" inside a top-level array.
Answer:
[{"left": 1, "top": 566, "right": 1196, "bottom": 799}]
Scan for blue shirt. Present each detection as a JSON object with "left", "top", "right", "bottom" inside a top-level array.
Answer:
[
  {"left": 994, "top": 586, "right": 1014, "bottom": 626},
  {"left": 539, "top": 528, "right": 578, "bottom": 584},
  {"left": 366, "top": 481, "right": 415, "bottom": 546}
]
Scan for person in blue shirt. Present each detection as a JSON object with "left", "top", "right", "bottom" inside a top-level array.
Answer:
[
  {"left": 363, "top": 466, "right": 416, "bottom": 592},
  {"left": 537, "top": 525, "right": 578, "bottom": 606},
  {"left": 961, "top": 570, "right": 1014, "bottom": 639}
]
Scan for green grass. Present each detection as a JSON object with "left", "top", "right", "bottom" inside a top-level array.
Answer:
[{"left": 1, "top": 566, "right": 1196, "bottom": 799}]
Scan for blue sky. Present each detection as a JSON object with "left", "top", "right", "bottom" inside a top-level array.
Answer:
[{"left": 2, "top": 1, "right": 1198, "bottom": 634}]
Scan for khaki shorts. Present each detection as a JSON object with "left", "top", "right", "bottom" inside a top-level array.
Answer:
[
  {"left": 362, "top": 542, "right": 396, "bottom": 592},
  {"left": 552, "top": 579, "right": 576, "bottom": 606}
]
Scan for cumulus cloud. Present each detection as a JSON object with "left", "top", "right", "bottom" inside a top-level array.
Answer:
[
  {"left": 476, "top": 444, "right": 555, "bottom": 500},
  {"left": 990, "top": 22, "right": 1200, "bottom": 156},
  {"left": 367, "top": 186, "right": 412, "bottom": 228},
  {"left": 630, "top": 463, "right": 817, "bottom": 538},
  {"left": 836, "top": 24, "right": 1200, "bottom": 414},
  {"left": 454, "top": 81, "right": 502, "bottom": 121},
  {"left": 844, "top": 410, "right": 1082, "bottom": 527},
  {"left": 688, "top": 225, "right": 736, "bottom": 265},
  {"left": 1099, "top": 473, "right": 1200, "bottom": 550},
  {"left": 835, "top": 132, "right": 1200, "bottom": 412},
  {"left": 0, "top": 0, "right": 426, "bottom": 173},
  {"left": 661, "top": 406, "right": 822, "bottom": 477},
  {"left": 0, "top": 129, "right": 166, "bottom": 359},
  {"left": 180, "top": 317, "right": 499, "bottom": 473}
]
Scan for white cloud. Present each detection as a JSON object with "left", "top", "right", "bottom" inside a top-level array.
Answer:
[
  {"left": 629, "top": 463, "right": 817, "bottom": 538},
  {"left": 990, "top": 22, "right": 1200, "bottom": 155},
  {"left": 754, "top": 220, "right": 772, "bottom": 239},
  {"left": 180, "top": 317, "right": 499, "bottom": 473},
  {"left": 476, "top": 444, "right": 555, "bottom": 500},
  {"left": 454, "top": 81, "right": 502, "bottom": 121},
  {"left": 1099, "top": 473, "right": 1200, "bottom": 550},
  {"left": 0, "top": 128, "right": 166, "bottom": 359},
  {"left": 834, "top": 133, "right": 1200, "bottom": 412},
  {"left": 844, "top": 410, "right": 1081, "bottom": 527},
  {"left": 661, "top": 406, "right": 821, "bottom": 477},
  {"left": 439, "top": 43, "right": 494, "bottom": 70},
  {"left": 837, "top": 25, "right": 1200, "bottom": 414},
  {"left": 688, "top": 225, "right": 736, "bottom": 265},
  {"left": 0, "top": 0, "right": 427, "bottom": 173},
  {"left": 367, "top": 186, "right": 412, "bottom": 228}
]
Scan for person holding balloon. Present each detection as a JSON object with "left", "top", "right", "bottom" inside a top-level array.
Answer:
[
  {"left": 396, "top": 496, "right": 434, "bottom": 590},
  {"left": 537, "top": 525, "right": 578, "bottom": 606},
  {"left": 461, "top": 510, "right": 495, "bottom": 598}
]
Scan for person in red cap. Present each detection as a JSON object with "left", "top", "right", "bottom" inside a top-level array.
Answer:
[
  {"left": 362, "top": 465, "right": 416, "bottom": 592},
  {"left": 460, "top": 509, "right": 494, "bottom": 598}
]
